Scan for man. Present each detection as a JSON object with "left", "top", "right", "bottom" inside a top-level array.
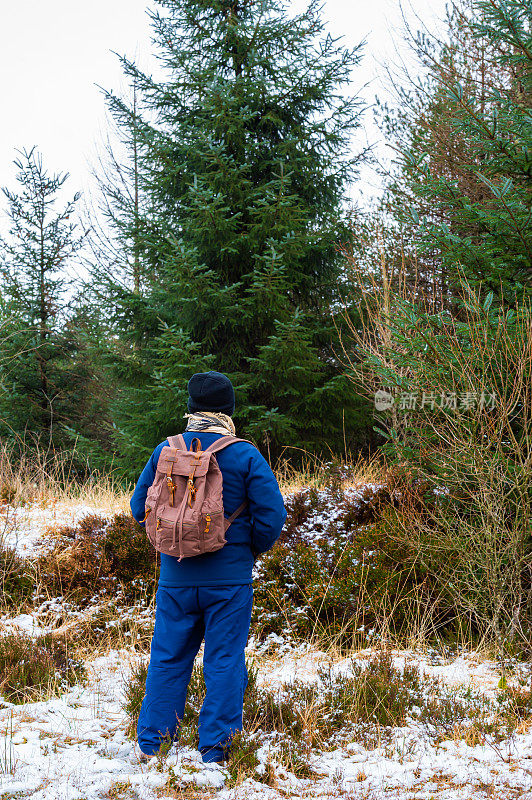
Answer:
[{"left": 130, "top": 371, "right": 287, "bottom": 765}]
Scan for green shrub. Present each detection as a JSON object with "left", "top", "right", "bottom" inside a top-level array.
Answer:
[
  {"left": 225, "top": 731, "right": 261, "bottom": 785},
  {"left": 341, "top": 650, "right": 428, "bottom": 727},
  {"left": 276, "top": 738, "right": 314, "bottom": 778},
  {"left": 418, "top": 680, "right": 532, "bottom": 747},
  {"left": 102, "top": 514, "right": 158, "bottom": 585},
  {"left": 0, "top": 632, "right": 85, "bottom": 703}
]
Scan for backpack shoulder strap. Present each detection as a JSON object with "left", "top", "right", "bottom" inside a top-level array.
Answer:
[
  {"left": 167, "top": 434, "right": 186, "bottom": 449},
  {"left": 203, "top": 436, "right": 255, "bottom": 530},
  {"left": 223, "top": 500, "right": 248, "bottom": 531},
  {"left": 204, "top": 435, "right": 256, "bottom": 455}
]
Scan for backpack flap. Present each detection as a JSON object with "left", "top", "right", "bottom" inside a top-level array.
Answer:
[{"left": 158, "top": 446, "right": 213, "bottom": 478}]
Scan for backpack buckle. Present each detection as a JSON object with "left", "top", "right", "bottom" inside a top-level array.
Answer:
[
  {"left": 187, "top": 478, "right": 197, "bottom": 506},
  {"left": 166, "top": 477, "right": 176, "bottom": 505}
]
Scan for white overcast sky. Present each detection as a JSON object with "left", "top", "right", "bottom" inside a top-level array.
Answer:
[{"left": 0, "top": 0, "right": 447, "bottom": 211}]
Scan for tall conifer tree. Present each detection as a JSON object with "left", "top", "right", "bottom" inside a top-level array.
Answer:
[
  {"left": 0, "top": 149, "right": 100, "bottom": 456},
  {"left": 99, "top": 0, "right": 370, "bottom": 469}
]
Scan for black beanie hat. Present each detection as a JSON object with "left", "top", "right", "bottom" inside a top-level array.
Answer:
[{"left": 187, "top": 371, "right": 235, "bottom": 415}]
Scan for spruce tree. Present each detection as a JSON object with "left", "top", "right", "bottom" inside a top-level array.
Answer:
[
  {"left": 99, "top": 0, "right": 370, "bottom": 470},
  {"left": 0, "top": 149, "right": 92, "bottom": 455}
]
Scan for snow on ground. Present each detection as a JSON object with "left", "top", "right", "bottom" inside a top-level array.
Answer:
[
  {"left": 0, "top": 644, "right": 530, "bottom": 800},
  {"left": 252, "top": 638, "right": 516, "bottom": 697},
  {"left": 0, "top": 612, "right": 50, "bottom": 638},
  {"left": 0, "top": 500, "right": 114, "bottom": 556}
]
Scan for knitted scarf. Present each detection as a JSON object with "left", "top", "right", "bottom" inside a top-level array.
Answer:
[{"left": 184, "top": 411, "right": 236, "bottom": 437}]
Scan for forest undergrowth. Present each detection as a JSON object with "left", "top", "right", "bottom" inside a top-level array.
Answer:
[{"left": 0, "top": 449, "right": 531, "bottom": 798}]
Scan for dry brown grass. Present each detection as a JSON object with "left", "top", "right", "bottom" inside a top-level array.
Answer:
[
  {"left": 0, "top": 441, "right": 130, "bottom": 512},
  {"left": 274, "top": 450, "right": 385, "bottom": 495},
  {"left": 44, "top": 594, "right": 156, "bottom": 658},
  {"left": 0, "top": 436, "right": 384, "bottom": 510}
]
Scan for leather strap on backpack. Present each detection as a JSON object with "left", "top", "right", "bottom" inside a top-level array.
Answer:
[
  {"left": 223, "top": 500, "right": 248, "bottom": 531},
  {"left": 166, "top": 434, "right": 255, "bottom": 453},
  {"left": 167, "top": 434, "right": 186, "bottom": 449},
  {"left": 164, "top": 435, "right": 185, "bottom": 506}
]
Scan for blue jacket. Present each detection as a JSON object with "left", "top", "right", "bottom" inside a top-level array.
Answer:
[{"left": 130, "top": 431, "right": 287, "bottom": 587}]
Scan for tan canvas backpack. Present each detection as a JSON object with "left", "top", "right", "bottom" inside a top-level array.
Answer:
[{"left": 143, "top": 434, "right": 253, "bottom": 560}]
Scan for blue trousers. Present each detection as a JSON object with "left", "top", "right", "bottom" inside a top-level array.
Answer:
[{"left": 137, "top": 584, "right": 253, "bottom": 763}]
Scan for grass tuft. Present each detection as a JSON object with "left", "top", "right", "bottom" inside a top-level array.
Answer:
[{"left": 123, "top": 659, "right": 148, "bottom": 738}]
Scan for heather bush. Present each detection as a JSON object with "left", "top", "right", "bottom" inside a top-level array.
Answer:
[
  {"left": 224, "top": 731, "right": 261, "bottom": 784},
  {"left": 253, "top": 474, "right": 455, "bottom": 645},
  {"left": 0, "top": 632, "right": 85, "bottom": 703},
  {"left": 0, "top": 542, "right": 33, "bottom": 611},
  {"left": 38, "top": 512, "right": 158, "bottom": 601}
]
